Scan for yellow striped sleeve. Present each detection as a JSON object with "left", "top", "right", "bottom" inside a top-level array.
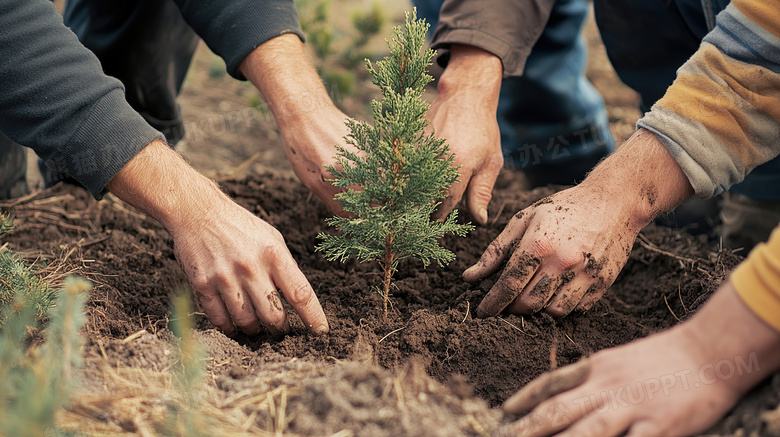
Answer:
[
  {"left": 637, "top": 0, "right": 780, "bottom": 197},
  {"left": 733, "top": 225, "right": 780, "bottom": 332}
]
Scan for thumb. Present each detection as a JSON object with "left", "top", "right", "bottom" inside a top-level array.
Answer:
[{"left": 466, "top": 158, "right": 501, "bottom": 225}]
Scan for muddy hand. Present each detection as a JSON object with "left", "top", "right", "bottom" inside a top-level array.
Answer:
[
  {"left": 464, "top": 185, "right": 640, "bottom": 318},
  {"left": 428, "top": 44, "right": 503, "bottom": 226},
  {"left": 172, "top": 200, "right": 329, "bottom": 337}
]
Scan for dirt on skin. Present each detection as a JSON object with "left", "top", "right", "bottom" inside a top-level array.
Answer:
[{"left": 2, "top": 170, "right": 777, "bottom": 436}]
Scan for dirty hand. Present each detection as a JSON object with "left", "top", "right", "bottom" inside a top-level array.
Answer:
[
  {"left": 501, "top": 281, "right": 780, "bottom": 437},
  {"left": 465, "top": 129, "right": 696, "bottom": 317},
  {"left": 108, "top": 140, "right": 329, "bottom": 336},
  {"left": 429, "top": 44, "right": 503, "bottom": 225},
  {"left": 464, "top": 184, "right": 639, "bottom": 318}
]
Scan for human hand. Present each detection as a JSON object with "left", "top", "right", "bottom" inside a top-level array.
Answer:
[
  {"left": 108, "top": 140, "right": 328, "bottom": 336},
  {"left": 170, "top": 197, "right": 329, "bottom": 336},
  {"left": 501, "top": 331, "right": 739, "bottom": 437},
  {"left": 239, "top": 34, "right": 356, "bottom": 217},
  {"left": 429, "top": 45, "right": 503, "bottom": 225},
  {"left": 501, "top": 281, "right": 780, "bottom": 436},
  {"left": 464, "top": 184, "right": 639, "bottom": 318},
  {"left": 465, "top": 129, "right": 696, "bottom": 317},
  {"left": 277, "top": 106, "right": 354, "bottom": 217}
]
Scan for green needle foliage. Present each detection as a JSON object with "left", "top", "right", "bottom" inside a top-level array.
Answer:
[
  {"left": 0, "top": 277, "right": 90, "bottom": 437},
  {"left": 0, "top": 213, "right": 90, "bottom": 436},
  {"left": 161, "top": 293, "right": 210, "bottom": 437},
  {"left": 316, "top": 10, "right": 473, "bottom": 316},
  {"left": 0, "top": 213, "right": 57, "bottom": 327}
]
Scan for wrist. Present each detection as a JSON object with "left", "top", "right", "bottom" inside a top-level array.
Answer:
[
  {"left": 437, "top": 44, "right": 502, "bottom": 107},
  {"left": 107, "top": 140, "right": 231, "bottom": 232},
  {"left": 240, "top": 33, "right": 336, "bottom": 127},
  {"left": 678, "top": 281, "right": 780, "bottom": 393},
  {"left": 580, "top": 129, "right": 694, "bottom": 231}
]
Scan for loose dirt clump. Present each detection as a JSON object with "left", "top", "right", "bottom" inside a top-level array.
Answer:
[{"left": 1, "top": 171, "right": 774, "bottom": 436}]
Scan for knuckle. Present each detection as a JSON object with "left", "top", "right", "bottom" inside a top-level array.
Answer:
[
  {"left": 190, "top": 276, "right": 210, "bottom": 293},
  {"left": 583, "top": 416, "right": 610, "bottom": 436},
  {"left": 262, "top": 242, "right": 287, "bottom": 262},
  {"left": 232, "top": 312, "right": 257, "bottom": 328},
  {"left": 511, "top": 298, "right": 539, "bottom": 315},
  {"left": 260, "top": 310, "right": 287, "bottom": 332},
  {"left": 284, "top": 282, "right": 315, "bottom": 307},
  {"left": 527, "top": 235, "right": 555, "bottom": 257},
  {"left": 487, "top": 155, "right": 504, "bottom": 173}
]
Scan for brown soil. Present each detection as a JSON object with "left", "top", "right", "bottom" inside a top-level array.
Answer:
[
  {"left": 7, "top": 4, "right": 776, "bottom": 436},
  {"left": 3, "top": 170, "right": 775, "bottom": 436}
]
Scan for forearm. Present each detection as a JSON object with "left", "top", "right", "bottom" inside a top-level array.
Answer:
[
  {"left": 637, "top": 1, "right": 780, "bottom": 197},
  {"left": 239, "top": 34, "right": 335, "bottom": 129},
  {"left": 679, "top": 280, "right": 780, "bottom": 392},
  {"left": 437, "top": 45, "right": 502, "bottom": 111},
  {"left": 580, "top": 128, "right": 694, "bottom": 231},
  {"left": 107, "top": 140, "right": 228, "bottom": 231}
]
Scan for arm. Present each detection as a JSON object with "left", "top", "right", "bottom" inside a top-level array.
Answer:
[
  {"left": 638, "top": 0, "right": 780, "bottom": 197},
  {"left": 239, "top": 34, "right": 353, "bottom": 216},
  {"left": 466, "top": 129, "right": 693, "bottom": 317},
  {"left": 501, "top": 227, "right": 780, "bottom": 436},
  {"left": 427, "top": 45, "right": 504, "bottom": 225},
  {"left": 171, "top": 0, "right": 352, "bottom": 215},
  {"left": 108, "top": 140, "right": 329, "bottom": 336},
  {"left": 0, "top": 0, "right": 327, "bottom": 336},
  {"left": 468, "top": 0, "right": 780, "bottom": 317},
  {"left": 0, "top": 0, "right": 161, "bottom": 197},
  {"left": 422, "top": 0, "right": 555, "bottom": 223}
]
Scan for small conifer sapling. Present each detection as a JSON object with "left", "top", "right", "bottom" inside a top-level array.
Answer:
[{"left": 316, "top": 10, "right": 474, "bottom": 316}]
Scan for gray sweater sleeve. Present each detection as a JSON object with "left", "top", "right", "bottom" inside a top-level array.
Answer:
[
  {"left": 431, "top": 0, "right": 556, "bottom": 77},
  {"left": 0, "top": 0, "right": 163, "bottom": 198},
  {"left": 172, "top": 0, "right": 305, "bottom": 80}
]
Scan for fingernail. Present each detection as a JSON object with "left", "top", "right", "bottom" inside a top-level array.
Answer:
[
  {"left": 479, "top": 208, "right": 488, "bottom": 225},
  {"left": 314, "top": 324, "right": 329, "bottom": 335}
]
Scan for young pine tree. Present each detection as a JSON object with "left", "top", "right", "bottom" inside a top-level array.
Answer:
[{"left": 316, "top": 10, "right": 473, "bottom": 316}]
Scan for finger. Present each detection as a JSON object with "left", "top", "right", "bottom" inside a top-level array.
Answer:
[
  {"left": 271, "top": 255, "right": 329, "bottom": 335},
  {"left": 244, "top": 278, "right": 290, "bottom": 336},
  {"left": 506, "top": 266, "right": 570, "bottom": 314},
  {"left": 554, "top": 410, "right": 633, "bottom": 437},
  {"left": 463, "top": 211, "right": 532, "bottom": 282},
  {"left": 575, "top": 290, "right": 601, "bottom": 312},
  {"left": 193, "top": 286, "right": 235, "bottom": 336},
  {"left": 504, "top": 358, "right": 591, "bottom": 414},
  {"left": 476, "top": 249, "right": 541, "bottom": 317},
  {"left": 465, "top": 157, "right": 502, "bottom": 225},
  {"left": 625, "top": 422, "right": 664, "bottom": 437},
  {"left": 216, "top": 275, "right": 262, "bottom": 335},
  {"left": 433, "top": 178, "right": 467, "bottom": 222},
  {"left": 545, "top": 276, "right": 600, "bottom": 318}
]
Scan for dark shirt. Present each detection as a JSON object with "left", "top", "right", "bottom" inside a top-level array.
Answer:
[
  {"left": 432, "top": 0, "right": 555, "bottom": 77},
  {"left": 0, "top": 0, "right": 303, "bottom": 198}
]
